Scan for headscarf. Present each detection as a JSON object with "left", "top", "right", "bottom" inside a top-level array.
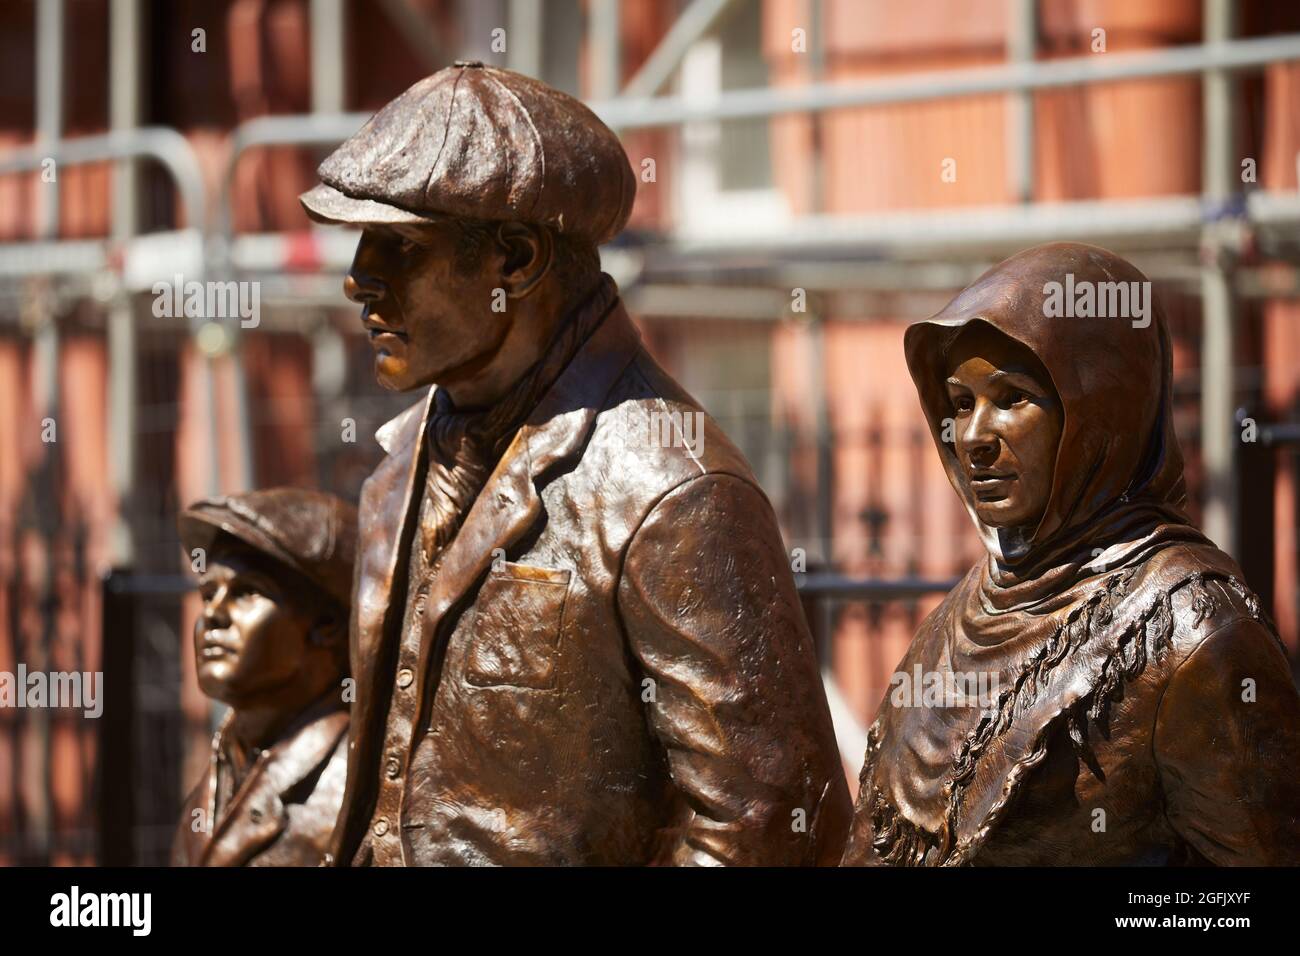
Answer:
[
  {"left": 853, "top": 243, "right": 1266, "bottom": 866},
  {"left": 905, "top": 241, "right": 1193, "bottom": 585}
]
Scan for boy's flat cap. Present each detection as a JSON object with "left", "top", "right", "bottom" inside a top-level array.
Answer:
[
  {"left": 179, "top": 488, "right": 358, "bottom": 611},
  {"left": 300, "top": 61, "right": 636, "bottom": 244}
]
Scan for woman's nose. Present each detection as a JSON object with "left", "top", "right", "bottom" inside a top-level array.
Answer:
[{"left": 960, "top": 402, "right": 999, "bottom": 463}]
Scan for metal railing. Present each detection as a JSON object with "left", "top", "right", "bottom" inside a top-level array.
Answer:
[
  {"left": 0, "top": 127, "right": 206, "bottom": 234},
  {"left": 1, "top": 32, "right": 1297, "bottom": 284},
  {"left": 589, "top": 31, "right": 1300, "bottom": 128}
]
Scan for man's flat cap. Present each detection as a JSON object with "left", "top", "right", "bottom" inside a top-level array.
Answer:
[
  {"left": 179, "top": 488, "right": 358, "bottom": 612},
  {"left": 300, "top": 61, "right": 636, "bottom": 245}
]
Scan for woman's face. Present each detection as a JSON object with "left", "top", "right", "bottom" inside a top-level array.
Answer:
[{"left": 943, "top": 324, "right": 1064, "bottom": 531}]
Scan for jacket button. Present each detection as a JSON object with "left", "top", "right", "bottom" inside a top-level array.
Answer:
[
  {"left": 396, "top": 668, "right": 414, "bottom": 689},
  {"left": 373, "top": 819, "right": 390, "bottom": 837},
  {"left": 386, "top": 757, "right": 401, "bottom": 779}
]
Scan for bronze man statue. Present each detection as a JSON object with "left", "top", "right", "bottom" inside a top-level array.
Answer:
[
  {"left": 842, "top": 242, "right": 1300, "bottom": 866},
  {"left": 172, "top": 489, "right": 357, "bottom": 867},
  {"left": 300, "top": 62, "right": 849, "bottom": 866}
]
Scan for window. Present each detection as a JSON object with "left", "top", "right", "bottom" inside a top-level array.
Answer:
[{"left": 676, "top": 8, "right": 789, "bottom": 236}]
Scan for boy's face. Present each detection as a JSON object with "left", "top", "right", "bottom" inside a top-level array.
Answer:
[{"left": 193, "top": 549, "right": 332, "bottom": 709}]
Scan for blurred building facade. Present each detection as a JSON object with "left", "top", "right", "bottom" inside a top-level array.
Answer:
[{"left": 1, "top": 0, "right": 1299, "bottom": 863}]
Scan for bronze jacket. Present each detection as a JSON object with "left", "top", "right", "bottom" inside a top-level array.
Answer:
[
  {"left": 172, "top": 702, "right": 349, "bottom": 867},
  {"left": 329, "top": 301, "right": 850, "bottom": 866}
]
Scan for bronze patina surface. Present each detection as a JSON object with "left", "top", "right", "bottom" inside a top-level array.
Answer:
[
  {"left": 172, "top": 489, "right": 356, "bottom": 867},
  {"left": 302, "top": 63, "right": 849, "bottom": 866},
  {"left": 842, "top": 242, "right": 1300, "bottom": 866}
]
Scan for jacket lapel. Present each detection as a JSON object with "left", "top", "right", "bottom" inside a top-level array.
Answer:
[
  {"left": 331, "top": 388, "right": 433, "bottom": 858},
  {"left": 173, "top": 716, "right": 229, "bottom": 866},
  {"left": 203, "top": 706, "right": 350, "bottom": 867},
  {"left": 411, "top": 302, "right": 644, "bottom": 712},
  {"left": 352, "top": 388, "right": 435, "bottom": 723}
]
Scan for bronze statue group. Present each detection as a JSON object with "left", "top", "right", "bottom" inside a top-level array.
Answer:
[{"left": 171, "top": 63, "right": 1300, "bottom": 868}]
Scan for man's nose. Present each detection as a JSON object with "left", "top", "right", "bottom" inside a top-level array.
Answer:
[
  {"left": 344, "top": 232, "right": 389, "bottom": 303},
  {"left": 344, "top": 267, "right": 385, "bottom": 304}
]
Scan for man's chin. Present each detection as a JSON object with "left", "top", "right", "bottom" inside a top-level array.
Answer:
[
  {"left": 376, "top": 362, "right": 437, "bottom": 393},
  {"left": 374, "top": 356, "right": 428, "bottom": 392},
  {"left": 374, "top": 360, "right": 413, "bottom": 392}
]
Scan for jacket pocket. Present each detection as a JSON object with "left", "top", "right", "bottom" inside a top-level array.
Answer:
[{"left": 464, "top": 563, "right": 571, "bottom": 690}]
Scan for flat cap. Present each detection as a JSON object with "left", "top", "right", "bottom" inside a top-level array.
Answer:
[
  {"left": 178, "top": 488, "right": 358, "bottom": 612},
  {"left": 300, "top": 61, "right": 636, "bottom": 244}
]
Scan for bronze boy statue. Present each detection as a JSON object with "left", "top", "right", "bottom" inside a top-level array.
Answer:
[
  {"left": 172, "top": 489, "right": 357, "bottom": 867},
  {"left": 843, "top": 242, "right": 1300, "bottom": 866},
  {"left": 301, "top": 62, "right": 849, "bottom": 866}
]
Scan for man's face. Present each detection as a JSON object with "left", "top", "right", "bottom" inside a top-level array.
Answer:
[
  {"left": 194, "top": 551, "right": 324, "bottom": 708},
  {"left": 943, "top": 324, "right": 1063, "bottom": 530},
  {"left": 344, "top": 223, "right": 510, "bottom": 393}
]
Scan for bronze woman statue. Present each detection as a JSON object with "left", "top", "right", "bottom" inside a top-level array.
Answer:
[{"left": 843, "top": 242, "right": 1300, "bottom": 866}]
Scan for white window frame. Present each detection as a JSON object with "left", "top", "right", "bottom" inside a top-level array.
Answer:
[{"left": 675, "top": 36, "right": 790, "bottom": 240}]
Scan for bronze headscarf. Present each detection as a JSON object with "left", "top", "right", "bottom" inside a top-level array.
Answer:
[
  {"left": 857, "top": 242, "right": 1261, "bottom": 865},
  {"left": 905, "top": 241, "right": 1196, "bottom": 588}
]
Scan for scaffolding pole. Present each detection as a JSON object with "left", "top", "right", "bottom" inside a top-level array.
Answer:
[
  {"left": 589, "top": 31, "right": 1300, "bottom": 128},
  {"left": 1200, "top": 0, "right": 1241, "bottom": 557},
  {"left": 1008, "top": 0, "right": 1036, "bottom": 204},
  {"left": 108, "top": 0, "right": 141, "bottom": 567},
  {"left": 507, "top": 0, "right": 543, "bottom": 80},
  {"left": 589, "top": 0, "right": 622, "bottom": 100},
  {"left": 619, "top": 0, "right": 742, "bottom": 99},
  {"left": 30, "top": 0, "right": 64, "bottom": 869}
]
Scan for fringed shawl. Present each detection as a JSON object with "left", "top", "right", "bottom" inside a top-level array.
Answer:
[{"left": 853, "top": 243, "right": 1273, "bottom": 866}]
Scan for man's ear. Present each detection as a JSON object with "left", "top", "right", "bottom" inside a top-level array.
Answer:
[{"left": 496, "top": 222, "right": 553, "bottom": 299}]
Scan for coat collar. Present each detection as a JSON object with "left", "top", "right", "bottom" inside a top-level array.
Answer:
[
  {"left": 409, "top": 300, "right": 643, "bottom": 704},
  {"left": 372, "top": 296, "right": 642, "bottom": 485},
  {"left": 375, "top": 387, "right": 435, "bottom": 458},
  {"left": 200, "top": 699, "right": 349, "bottom": 867}
]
